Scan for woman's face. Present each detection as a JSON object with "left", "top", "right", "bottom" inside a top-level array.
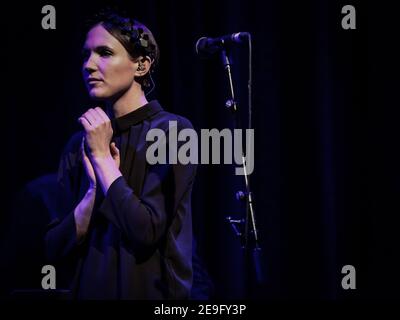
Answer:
[{"left": 82, "top": 24, "right": 137, "bottom": 100}]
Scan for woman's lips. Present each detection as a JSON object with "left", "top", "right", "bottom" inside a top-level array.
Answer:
[{"left": 87, "top": 79, "right": 102, "bottom": 85}]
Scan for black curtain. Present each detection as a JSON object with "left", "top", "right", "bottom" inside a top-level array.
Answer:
[{"left": 1, "top": 0, "right": 397, "bottom": 300}]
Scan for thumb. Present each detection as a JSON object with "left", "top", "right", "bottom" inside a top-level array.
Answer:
[
  {"left": 81, "top": 137, "right": 87, "bottom": 158},
  {"left": 110, "top": 142, "right": 120, "bottom": 156}
]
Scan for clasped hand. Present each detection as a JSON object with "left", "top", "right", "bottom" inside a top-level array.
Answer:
[
  {"left": 78, "top": 107, "right": 114, "bottom": 159},
  {"left": 78, "top": 107, "right": 120, "bottom": 188}
]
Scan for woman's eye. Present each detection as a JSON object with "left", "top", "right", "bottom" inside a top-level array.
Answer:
[{"left": 99, "top": 49, "right": 113, "bottom": 57}]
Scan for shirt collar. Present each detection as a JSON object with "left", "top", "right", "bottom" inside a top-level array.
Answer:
[{"left": 111, "top": 100, "right": 163, "bottom": 134}]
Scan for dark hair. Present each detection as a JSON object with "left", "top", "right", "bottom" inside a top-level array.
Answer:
[{"left": 86, "top": 9, "right": 159, "bottom": 88}]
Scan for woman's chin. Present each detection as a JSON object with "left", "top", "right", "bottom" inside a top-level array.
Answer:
[{"left": 89, "top": 89, "right": 109, "bottom": 100}]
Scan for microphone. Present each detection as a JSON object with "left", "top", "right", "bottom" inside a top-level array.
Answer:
[{"left": 195, "top": 32, "right": 249, "bottom": 58}]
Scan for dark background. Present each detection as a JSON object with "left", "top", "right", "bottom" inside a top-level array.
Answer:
[{"left": 0, "top": 0, "right": 398, "bottom": 300}]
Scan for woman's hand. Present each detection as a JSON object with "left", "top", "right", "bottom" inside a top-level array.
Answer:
[
  {"left": 78, "top": 107, "right": 122, "bottom": 195},
  {"left": 81, "top": 137, "right": 96, "bottom": 189},
  {"left": 78, "top": 107, "right": 113, "bottom": 160},
  {"left": 110, "top": 142, "right": 120, "bottom": 169}
]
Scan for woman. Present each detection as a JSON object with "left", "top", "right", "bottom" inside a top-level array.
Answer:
[{"left": 45, "top": 10, "right": 196, "bottom": 299}]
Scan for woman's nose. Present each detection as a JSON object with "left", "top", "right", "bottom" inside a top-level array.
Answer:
[
  {"left": 84, "top": 65, "right": 96, "bottom": 74},
  {"left": 83, "top": 54, "right": 97, "bottom": 73}
]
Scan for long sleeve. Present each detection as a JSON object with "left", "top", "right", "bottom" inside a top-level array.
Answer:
[
  {"left": 98, "top": 149, "right": 196, "bottom": 252},
  {"left": 98, "top": 164, "right": 171, "bottom": 249}
]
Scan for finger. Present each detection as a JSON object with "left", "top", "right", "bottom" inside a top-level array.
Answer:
[
  {"left": 78, "top": 117, "right": 92, "bottom": 132},
  {"left": 110, "top": 142, "right": 120, "bottom": 156},
  {"left": 81, "top": 136, "right": 88, "bottom": 154},
  {"left": 110, "top": 142, "right": 118, "bottom": 155},
  {"left": 94, "top": 107, "right": 110, "bottom": 123},
  {"left": 85, "top": 109, "right": 100, "bottom": 126},
  {"left": 81, "top": 137, "right": 84, "bottom": 154},
  {"left": 81, "top": 138, "right": 89, "bottom": 164}
]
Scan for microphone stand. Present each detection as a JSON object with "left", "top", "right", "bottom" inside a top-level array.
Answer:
[{"left": 220, "top": 42, "right": 263, "bottom": 286}]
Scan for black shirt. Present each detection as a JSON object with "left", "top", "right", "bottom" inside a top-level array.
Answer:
[{"left": 45, "top": 100, "right": 196, "bottom": 299}]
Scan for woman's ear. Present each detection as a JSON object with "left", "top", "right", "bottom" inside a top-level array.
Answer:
[{"left": 134, "top": 56, "right": 152, "bottom": 77}]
